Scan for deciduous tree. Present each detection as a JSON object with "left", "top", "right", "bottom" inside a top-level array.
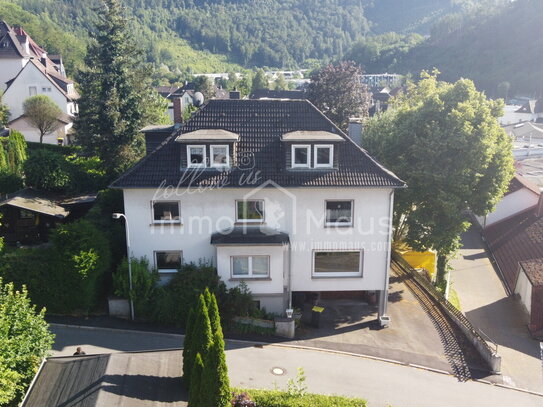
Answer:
[
  {"left": 365, "top": 71, "right": 514, "bottom": 285},
  {"left": 308, "top": 61, "right": 370, "bottom": 131},
  {"left": 23, "top": 95, "right": 62, "bottom": 143},
  {"left": 0, "top": 278, "right": 54, "bottom": 405},
  {"left": 251, "top": 69, "right": 268, "bottom": 92}
]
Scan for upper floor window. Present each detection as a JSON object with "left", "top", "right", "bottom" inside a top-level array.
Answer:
[
  {"left": 314, "top": 145, "right": 333, "bottom": 168},
  {"left": 211, "top": 145, "right": 229, "bottom": 168},
  {"left": 187, "top": 145, "right": 206, "bottom": 168},
  {"left": 152, "top": 201, "right": 180, "bottom": 223},
  {"left": 29, "top": 86, "right": 37, "bottom": 96},
  {"left": 42, "top": 86, "right": 52, "bottom": 93},
  {"left": 292, "top": 145, "right": 310, "bottom": 168},
  {"left": 236, "top": 200, "right": 264, "bottom": 223},
  {"left": 325, "top": 200, "right": 353, "bottom": 226}
]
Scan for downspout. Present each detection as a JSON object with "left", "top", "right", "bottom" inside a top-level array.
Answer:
[
  {"left": 381, "top": 189, "right": 395, "bottom": 318},
  {"left": 288, "top": 241, "right": 292, "bottom": 310}
]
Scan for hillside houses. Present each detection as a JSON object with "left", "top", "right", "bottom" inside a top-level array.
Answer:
[{"left": 0, "top": 21, "right": 78, "bottom": 145}]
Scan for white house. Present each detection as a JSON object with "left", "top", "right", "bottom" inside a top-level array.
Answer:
[
  {"left": 111, "top": 99, "right": 406, "bottom": 318},
  {"left": 0, "top": 21, "right": 76, "bottom": 145},
  {"left": 475, "top": 174, "right": 541, "bottom": 229}
]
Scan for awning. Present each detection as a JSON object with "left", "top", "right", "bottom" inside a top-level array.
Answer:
[{"left": 211, "top": 226, "right": 290, "bottom": 245}]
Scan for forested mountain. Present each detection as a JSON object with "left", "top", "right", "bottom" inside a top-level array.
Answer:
[
  {"left": 1, "top": 0, "right": 481, "bottom": 73},
  {"left": 359, "top": 0, "right": 542, "bottom": 96}
]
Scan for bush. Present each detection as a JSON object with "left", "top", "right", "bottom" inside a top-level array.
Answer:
[
  {"left": 235, "top": 389, "right": 367, "bottom": 407},
  {"left": 24, "top": 148, "right": 71, "bottom": 191},
  {"left": 66, "top": 154, "right": 108, "bottom": 193},
  {"left": 0, "top": 278, "right": 54, "bottom": 405},
  {"left": 112, "top": 257, "right": 159, "bottom": 317},
  {"left": 231, "top": 392, "right": 257, "bottom": 407},
  {"left": 0, "top": 171, "right": 23, "bottom": 194}
]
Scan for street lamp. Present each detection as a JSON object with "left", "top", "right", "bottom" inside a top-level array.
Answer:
[{"left": 112, "top": 213, "right": 134, "bottom": 321}]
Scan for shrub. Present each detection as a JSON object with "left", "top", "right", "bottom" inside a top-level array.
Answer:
[
  {"left": 112, "top": 257, "right": 159, "bottom": 317},
  {"left": 236, "top": 389, "right": 367, "bottom": 407},
  {"left": 0, "top": 278, "right": 54, "bottom": 405},
  {"left": 231, "top": 392, "right": 257, "bottom": 407},
  {"left": 182, "top": 309, "right": 195, "bottom": 383},
  {"left": 186, "top": 294, "right": 212, "bottom": 386},
  {"left": 201, "top": 331, "right": 230, "bottom": 407},
  {"left": 24, "top": 148, "right": 71, "bottom": 191},
  {"left": 66, "top": 154, "right": 108, "bottom": 193},
  {"left": 188, "top": 352, "right": 204, "bottom": 407},
  {"left": 0, "top": 171, "right": 23, "bottom": 194}
]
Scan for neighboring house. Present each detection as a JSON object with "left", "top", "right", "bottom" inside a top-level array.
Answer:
[
  {"left": 361, "top": 73, "right": 402, "bottom": 88},
  {"left": 0, "top": 21, "right": 77, "bottom": 145},
  {"left": 21, "top": 350, "right": 183, "bottom": 407},
  {"left": 474, "top": 175, "right": 541, "bottom": 229},
  {"left": 111, "top": 99, "right": 405, "bottom": 318},
  {"left": 249, "top": 89, "right": 306, "bottom": 100},
  {"left": 0, "top": 188, "right": 96, "bottom": 245},
  {"left": 503, "top": 121, "right": 543, "bottom": 145},
  {"left": 8, "top": 112, "right": 73, "bottom": 145},
  {"left": 483, "top": 194, "right": 543, "bottom": 337},
  {"left": 515, "top": 99, "right": 543, "bottom": 122},
  {"left": 156, "top": 86, "right": 204, "bottom": 123}
]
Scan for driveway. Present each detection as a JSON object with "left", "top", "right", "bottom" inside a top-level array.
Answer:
[
  {"left": 450, "top": 229, "right": 543, "bottom": 392},
  {"left": 49, "top": 325, "right": 543, "bottom": 407}
]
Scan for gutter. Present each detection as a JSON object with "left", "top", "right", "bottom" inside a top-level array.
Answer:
[{"left": 380, "top": 188, "right": 395, "bottom": 317}]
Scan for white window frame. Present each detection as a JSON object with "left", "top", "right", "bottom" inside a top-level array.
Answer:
[
  {"left": 235, "top": 199, "right": 265, "bottom": 223},
  {"left": 210, "top": 144, "right": 230, "bottom": 168},
  {"left": 312, "top": 250, "right": 363, "bottom": 278},
  {"left": 41, "top": 86, "right": 52, "bottom": 93},
  {"left": 151, "top": 201, "right": 181, "bottom": 224},
  {"left": 314, "top": 144, "right": 334, "bottom": 168},
  {"left": 231, "top": 255, "right": 270, "bottom": 278},
  {"left": 28, "top": 86, "right": 37, "bottom": 96},
  {"left": 187, "top": 145, "right": 207, "bottom": 168},
  {"left": 325, "top": 200, "right": 354, "bottom": 227},
  {"left": 154, "top": 250, "right": 183, "bottom": 274},
  {"left": 291, "top": 144, "right": 311, "bottom": 168}
]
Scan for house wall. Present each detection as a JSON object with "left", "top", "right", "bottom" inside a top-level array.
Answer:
[
  {"left": 3, "top": 62, "right": 70, "bottom": 119},
  {"left": 475, "top": 188, "right": 540, "bottom": 228},
  {"left": 9, "top": 118, "right": 72, "bottom": 145},
  {"left": 515, "top": 269, "right": 532, "bottom": 314},
  {"left": 0, "top": 57, "right": 27, "bottom": 91},
  {"left": 122, "top": 186, "right": 393, "bottom": 298}
]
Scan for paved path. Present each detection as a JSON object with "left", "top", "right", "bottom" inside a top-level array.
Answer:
[
  {"left": 50, "top": 324, "right": 543, "bottom": 407},
  {"left": 450, "top": 229, "right": 543, "bottom": 392}
]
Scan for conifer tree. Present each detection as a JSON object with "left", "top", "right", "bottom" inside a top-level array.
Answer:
[
  {"left": 207, "top": 291, "right": 221, "bottom": 336},
  {"left": 0, "top": 141, "right": 7, "bottom": 173},
  {"left": 184, "top": 294, "right": 212, "bottom": 386},
  {"left": 182, "top": 308, "right": 195, "bottom": 383},
  {"left": 188, "top": 352, "right": 204, "bottom": 407},
  {"left": 200, "top": 331, "right": 230, "bottom": 407},
  {"left": 74, "top": 0, "right": 167, "bottom": 178},
  {"left": 5, "top": 131, "right": 27, "bottom": 176}
]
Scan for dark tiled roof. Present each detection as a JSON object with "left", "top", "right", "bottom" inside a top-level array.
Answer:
[
  {"left": 211, "top": 226, "right": 290, "bottom": 245},
  {"left": 516, "top": 99, "right": 543, "bottom": 114},
  {"left": 506, "top": 175, "right": 541, "bottom": 196},
  {"left": 112, "top": 100, "right": 405, "bottom": 189},
  {"left": 484, "top": 208, "right": 543, "bottom": 292}
]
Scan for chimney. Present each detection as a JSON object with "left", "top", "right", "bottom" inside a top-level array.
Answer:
[
  {"left": 348, "top": 118, "right": 363, "bottom": 146},
  {"left": 173, "top": 97, "right": 183, "bottom": 124},
  {"left": 537, "top": 190, "right": 543, "bottom": 217},
  {"left": 229, "top": 90, "right": 241, "bottom": 100}
]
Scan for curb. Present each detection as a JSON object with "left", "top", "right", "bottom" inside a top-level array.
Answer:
[{"left": 50, "top": 323, "right": 543, "bottom": 397}]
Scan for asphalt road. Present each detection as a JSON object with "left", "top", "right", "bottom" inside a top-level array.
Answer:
[{"left": 50, "top": 324, "right": 543, "bottom": 407}]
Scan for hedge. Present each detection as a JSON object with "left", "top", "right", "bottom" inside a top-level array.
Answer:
[{"left": 235, "top": 389, "right": 367, "bottom": 407}]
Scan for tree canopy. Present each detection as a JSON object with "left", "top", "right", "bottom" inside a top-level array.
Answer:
[
  {"left": 364, "top": 72, "right": 514, "bottom": 282},
  {"left": 74, "top": 0, "right": 168, "bottom": 178},
  {"left": 23, "top": 95, "right": 63, "bottom": 144},
  {"left": 308, "top": 61, "right": 371, "bottom": 131},
  {"left": 0, "top": 278, "right": 54, "bottom": 405}
]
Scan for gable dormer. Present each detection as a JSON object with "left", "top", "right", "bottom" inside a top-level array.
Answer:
[
  {"left": 176, "top": 129, "right": 240, "bottom": 169},
  {"left": 281, "top": 131, "right": 345, "bottom": 170}
]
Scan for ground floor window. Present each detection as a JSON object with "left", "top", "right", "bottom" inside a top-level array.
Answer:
[
  {"left": 313, "top": 250, "right": 363, "bottom": 277},
  {"left": 231, "top": 255, "right": 270, "bottom": 278},
  {"left": 155, "top": 251, "right": 182, "bottom": 273}
]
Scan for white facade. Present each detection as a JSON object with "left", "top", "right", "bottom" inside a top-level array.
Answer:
[
  {"left": 515, "top": 269, "right": 533, "bottom": 314},
  {"left": 3, "top": 62, "right": 73, "bottom": 120},
  {"left": 475, "top": 188, "right": 540, "bottom": 228},
  {"left": 8, "top": 116, "right": 72, "bottom": 145},
  {"left": 122, "top": 186, "right": 394, "bottom": 314},
  {"left": 0, "top": 57, "right": 27, "bottom": 91}
]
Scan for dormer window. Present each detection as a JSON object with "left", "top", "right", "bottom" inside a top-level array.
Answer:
[
  {"left": 292, "top": 145, "right": 310, "bottom": 168},
  {"left": 314, "top": 145, "right": 333, "bottom": 168},
  {"left": 187, "top": 145, "right": 206, "bottom": 168},
  {"left": 211, "top": 145, "right": 230, "bottom": 168}
]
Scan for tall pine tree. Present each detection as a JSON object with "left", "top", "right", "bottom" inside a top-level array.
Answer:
[
  {"left": 184, "top": 294, "right": 212, "bottom": 386},
  {"left": 74, "top": 0, "right": 167, "bottom": 178},
  {"left": 188, "top": 352, "right": 204, "bottom": 407},
  {"left": 200, "top": 331, "right": 230, "bottom": 407}
]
